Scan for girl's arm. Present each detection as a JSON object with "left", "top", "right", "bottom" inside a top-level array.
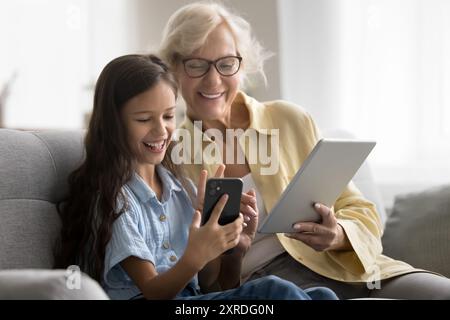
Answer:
[
  {"left": 195, "top": 166, "right": 258, "bottom": 291},
  {"left": 121, "top": 255, "right": 199, "bottom": 300},
  {"left": 121, "top": 196, "right": 242, "bottom": 299},
  {"left": 199, "top": 190, "right": 258, "bottom": 291}
]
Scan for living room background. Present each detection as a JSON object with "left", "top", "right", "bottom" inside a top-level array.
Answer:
[{"left": 1, "top": 0, "right": 449, "bottom": 208}]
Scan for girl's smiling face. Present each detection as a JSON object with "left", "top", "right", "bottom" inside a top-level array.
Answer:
[{"left": 121, "top": 81, "right": 176, "bottom": 168}]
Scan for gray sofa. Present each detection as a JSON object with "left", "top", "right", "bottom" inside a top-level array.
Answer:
[
  {"left": 0, "top": 128, "right": 449, "bottom": 299},
  {"left": 0, "top": 129, "right": 107, "bottom": 299}
]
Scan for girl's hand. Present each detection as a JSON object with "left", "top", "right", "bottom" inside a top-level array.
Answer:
[
  {"left": 195, "top": 164, "right": 226, "bottom": 213},
  {"left": 284, "top": 203, "right": 351, "bottom": 252},
  {"left": 184, "top": 194, "right": 245, "bottom": 270}
]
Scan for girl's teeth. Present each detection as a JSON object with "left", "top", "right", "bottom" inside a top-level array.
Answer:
[
  {"left": 144, "top": 140, "right": 165, "bottom": 151},
  {"left": 200, "top": 92, "right": 222, "bottom": 99}
]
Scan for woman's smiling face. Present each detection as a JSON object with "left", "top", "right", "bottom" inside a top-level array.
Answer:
[
  {"left": 121, "top": 81, "right": 176, "bottom": 167},
  {"left": 176, "top": 23, "right": 241, "bottom": 122}
]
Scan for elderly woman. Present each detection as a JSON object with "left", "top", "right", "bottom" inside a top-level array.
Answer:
[{"left": 159, "top": 2, "right": 450, "bottom": 299}]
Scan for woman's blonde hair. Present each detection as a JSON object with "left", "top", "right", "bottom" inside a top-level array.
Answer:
[{"left": 159, "top": 1, "right": 272, "bottom": 87}]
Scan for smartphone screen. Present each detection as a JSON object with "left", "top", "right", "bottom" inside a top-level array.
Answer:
[{"left": 202, "top": 178, "right": 243, "bottom": 226}]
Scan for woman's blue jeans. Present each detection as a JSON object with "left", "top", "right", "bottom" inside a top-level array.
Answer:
[{"left": 176, "top": 275, "right": 338, "bottom": 300}]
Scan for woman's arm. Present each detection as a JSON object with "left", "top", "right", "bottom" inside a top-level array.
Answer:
[
  {"left": 198, "top": 250, "right": 244, "bottom": 292},
  {"left": 197, "top": 256, "right": 223, "bottom": 292}
]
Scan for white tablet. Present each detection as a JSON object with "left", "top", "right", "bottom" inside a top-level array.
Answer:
[{"left": 258, "top": 138, "right": 376, "bottom": 233}]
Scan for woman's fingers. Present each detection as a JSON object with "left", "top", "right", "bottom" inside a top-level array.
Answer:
[
  {"left": 240, "top": 190, "right": 257, "bottom": 219},
  {"left": 291, "top": 204, "right": 335, "bottom": 233},
  {"left": 292, "top": 222, "right": 323, "bottom": 234},
  {"left": 241, "top": 191, "right": 256, "bottom": 207},
  {"left": 284, "top": 232, "right": 329, "bottom": 252},
  {"left": 313, "top": 203, "right": 336, "bottom": 227},
  {"left": 240, "top": 203, "right": 257, "bottom": 218}
]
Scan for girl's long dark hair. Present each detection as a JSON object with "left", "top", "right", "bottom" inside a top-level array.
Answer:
[{"left": 53, "top": 54, "right": 193, "bottom": 283}]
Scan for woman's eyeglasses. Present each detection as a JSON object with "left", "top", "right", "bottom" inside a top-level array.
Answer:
[{"left": 182, "top": 56, "right": 242, "bottom": 78}]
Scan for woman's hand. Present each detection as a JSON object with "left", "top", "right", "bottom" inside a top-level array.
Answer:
[
  {"left": 284, "top": 203, "right": 351, "bottom": 252},
  {"left": 233, "top": 189, "right": 258, "bottom": 255}
]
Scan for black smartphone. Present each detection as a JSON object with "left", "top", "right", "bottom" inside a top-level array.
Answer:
[{"left": 202, "top": 178, "right": 243, "bottom": 226}]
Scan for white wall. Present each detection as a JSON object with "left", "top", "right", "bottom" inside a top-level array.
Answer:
[
  {"left": 278, "top": 0, "right": 342, "bottom": 130},
  {"left": 277, "top": 0, "right": 450, "bottom": 208},
  {"left": 88, "top": 0, "right": 281, "bottom": 124},
  {"left": 0, "top": 0, "right": 90, "bottom": 129},
  {"left": 227, "top": 0, "right": 281, "bottom": 102},
  {"left": 2, "top": 0, "right": 448, "bottom": 208},
  {"left": 125, "top": 0, "right": 281, "bottom": 102},
  {"left": 0, "top": 0, "right": 281, "bottom": 129}
]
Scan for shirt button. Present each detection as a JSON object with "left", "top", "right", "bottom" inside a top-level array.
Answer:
[
  {"left": 159, "top": 214, "right": 166, "bottom": 222},
  {"left": 162, "top": 242, "right": 170, "bottom": 249},
  {"left": 169, "top": 255, "right": 177, "bottom": 262}
]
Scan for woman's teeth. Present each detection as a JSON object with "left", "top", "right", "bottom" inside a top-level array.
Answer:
[
  {"left": 143, "top": 140, "right": 166, "bottom": 152},
  {"left": 200, "top": 92, "right": 223, "bottom": 99}
]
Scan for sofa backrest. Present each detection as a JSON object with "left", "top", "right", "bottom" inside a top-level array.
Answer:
[
  {"left": 0, "top": 129, "right": 85, "bottom": 269},
  {"left": 0, "top": 127, "right": 387, "bottom": 270}
]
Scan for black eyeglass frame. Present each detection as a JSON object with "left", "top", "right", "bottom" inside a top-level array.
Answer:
[{"left": 181, "top": 55, "right": 243, "bottom": 78}]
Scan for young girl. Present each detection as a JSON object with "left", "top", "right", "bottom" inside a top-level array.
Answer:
[{"left": 54, "top": 54, "right": 337, "bottom": 300}]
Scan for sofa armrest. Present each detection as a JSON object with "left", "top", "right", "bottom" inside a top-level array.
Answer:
[
  {"left": 382, "top": 185, "right": 450, "bottom": 278},
  {"left": 0, "top": 269, "right": 109, "bottom": 300}
]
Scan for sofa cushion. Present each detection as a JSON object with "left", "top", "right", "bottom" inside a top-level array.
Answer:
[
  {"left": 0, "top": 269, "right": 108, "bottom": 299},
  {"left": 0, "top": 129, "right": 84, "bottom": 269},
  {"left": 382, "top": 185, "right": 450, "bottom": 277},
  {"left": 0, "top": 200, "right": 60, "bottom": 269}
]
